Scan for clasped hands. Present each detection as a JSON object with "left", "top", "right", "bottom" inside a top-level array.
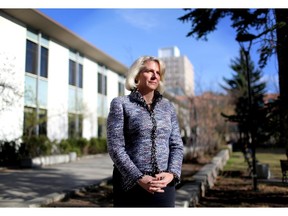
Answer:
[{"left": 137, "top": 172, "right": 174, "bottom": 194}]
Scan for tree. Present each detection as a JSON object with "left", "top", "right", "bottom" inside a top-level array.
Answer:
[
  {"left": 0, "top": 52, "right": 23, "bottom": 112},
  {"left": 178, "top": 8, "right": 288, "bottom": 145},
  {"left": 221, "top": 48, "right": 267, "bottom": 147},
  {"left": 193, "top": 92, "right": 233, "bottom": 153}
]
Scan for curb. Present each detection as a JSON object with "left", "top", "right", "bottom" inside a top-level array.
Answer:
[
  {"left": 26, "top": 177, "right": 112, "bottom": 207},
  {"left": 175, "top": 149, "right": 230, "bottom": 207}
]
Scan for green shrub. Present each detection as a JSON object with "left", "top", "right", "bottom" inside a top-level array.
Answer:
[
  {"left": 19, "top": 135, "right": 52, "bottom": 158},
  {"left": 58, "top": 138, "right": 80, "bottom": 156},
  {"left": 58, "top": 137, "right": 89, "bottom": 156},
  {"left": 89, "top": 137, "right": 107, "bottom": 154},
  {"left": 0, "top": 141, "right": 19, "bottom": 166},
  {"left": 76, "top": 137, "right": 89, "bottom": 155},
  {"left": 58, "top": 139, "right": 72, "bottom": 154}
]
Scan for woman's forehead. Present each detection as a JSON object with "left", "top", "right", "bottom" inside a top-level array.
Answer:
[{"left": 143, "top": 60, "right": 159, "bottom": 68}]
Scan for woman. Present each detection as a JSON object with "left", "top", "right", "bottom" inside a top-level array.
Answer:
[{"left": 107, "top": 56, "right": 184, "bottom": 207}]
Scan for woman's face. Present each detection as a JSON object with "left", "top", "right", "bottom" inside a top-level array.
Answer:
[{"left": 136, "top": 60, "right": 161, "bottom": 92}]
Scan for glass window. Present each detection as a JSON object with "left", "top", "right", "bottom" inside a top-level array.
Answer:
[
  {"left": 97, "top": 73, "right": 102, "bottom": 94},
  {"left": 38, "top": 109, "right": 47, "bottom": 136},
  {"left": 24, "top": 75, "right": 48, "bottom": 108},
  {"left": 69, "top": 59, "right": 76, "bottom": 86},
  {"left": 68, "top": 113, "right": 83, "bottom": 138},
  {"left": 97, "top": 73, "right": 107, "bottom": 95},
  {"left": 23, "top": 107, "right": 47, "bottom": 136},
  {"left": 40, "top": 46, "right": 48, "bottom": 78},
  {"left": 118, "top": 82, "right": 125, "bottom": 96},
  {"left": 104, "top": 75, "right": 107, "bottom": 95},
  {"left": 25, "top": 39, "right": 49, "bottom": 78},
  {"left": 24, "top": 75, "right": 37, "bottom": 106},
  {"left": 97, "top": 125, "right": 102, "bottom": 138},
  {"left": 25, "top": 40, "right": 38, "bottom": 75},
  {"left": 69, "top": 60, "right": 83, "bottom": 88},
  {"left": 97, "top": 117, "right": 107, "bottom": 138},
  {"left": 78, "top": 64, "right": 83, "bottom": 88},
  {"left": 38, "top": 79, "right": 48, "bottom": 108},
  {"left": 68, "top": 113, "right": 76, "bottom": 138},
  {"left": 23, "top": 107, "right": 36, "bottom": 136}
]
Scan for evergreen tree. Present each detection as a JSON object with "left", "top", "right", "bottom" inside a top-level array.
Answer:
[{"left": 221, "top": 48, "right": 267, "bottom": 147}]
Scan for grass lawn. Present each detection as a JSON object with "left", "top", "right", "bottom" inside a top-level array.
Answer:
[
  {"left": 197, "top": 147, "right": 288, "bottom": 207},
  {"left": 224, "top": 147, "right": 287, "bottom": 179}
]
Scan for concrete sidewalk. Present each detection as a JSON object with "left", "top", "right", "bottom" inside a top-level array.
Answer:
[{"left": 0, "top": 154, "right": 113, "bottom": 207}]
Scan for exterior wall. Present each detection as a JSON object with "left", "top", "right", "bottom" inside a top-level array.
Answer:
[
  {"left": 0, "top": 14, "right": 26, "bottom": 141},
  {"left": 159, "top": 47, "right": 195, "bottom": 97},
  {"left": 158, "top": 46, "right": 180, "bottom": 58},
  {"left": 47, "top": 40, "right": 69, "bottom": 141},
  {"left": 183, "top": 56, "right": 195, "bottom": 97},
  {"left": 82, "top": 58, "right": 98, "bottom": 139},
  {"left": 161, "top": 56, "right": 194, "bottom": 97},
  {"left": 107, "top": 69, "right": 120, "bottom": 111}
]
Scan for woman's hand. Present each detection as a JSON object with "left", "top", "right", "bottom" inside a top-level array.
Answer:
[
  {"left": 137, "top": 173, "right": 174, "bottom": 194},
  {"left": 154, "top": 172, "right": 174, "bottom": 185},
  {"left": 137, "top": 175, "right": 161, "bottom": 194}
]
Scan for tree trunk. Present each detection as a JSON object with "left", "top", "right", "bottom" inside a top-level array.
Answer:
[{"left": 275, "top": 9, "right": 288, "bottom": 146}]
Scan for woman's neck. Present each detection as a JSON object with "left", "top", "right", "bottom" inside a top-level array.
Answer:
[{"left": 138, "top": 89, "right": 154, "bottom": 105}]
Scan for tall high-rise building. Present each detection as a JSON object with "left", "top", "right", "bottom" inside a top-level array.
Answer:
[{"left": 158, "top": 46, "right": 194, "bottom": 97}]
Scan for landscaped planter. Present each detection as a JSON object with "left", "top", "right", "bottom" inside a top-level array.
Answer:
[
  {"left": 20, "top": 152, "right": 77, "bottom": 168},
  {"left": 69, "top": 152, "right": 77, "bottom": 162}
]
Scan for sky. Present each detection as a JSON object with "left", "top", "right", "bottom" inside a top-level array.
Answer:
[{"left": 37, "top": 6, "right": 280, "bottom": 95}]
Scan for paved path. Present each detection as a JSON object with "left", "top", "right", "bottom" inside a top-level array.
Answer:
[{"left": 0, "top": 154, "right": 113, "bottom": 207}]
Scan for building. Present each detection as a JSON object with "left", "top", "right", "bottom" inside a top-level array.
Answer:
[
  {"left": 0, "top": 9, "right": 128, "bottom": 142},
  {"left": 158, "top": 46, "right": 195, "bottom": 97},
  {"left": 158, "top": 46, "right": 195, "bottom": 142},
  {"left": 0, "top": 9, "right": 191, "bottom": 143}
]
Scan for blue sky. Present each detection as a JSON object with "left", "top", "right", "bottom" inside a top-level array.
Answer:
[{"left": 39, "top": 8, "right": 279, "bottom": 95}]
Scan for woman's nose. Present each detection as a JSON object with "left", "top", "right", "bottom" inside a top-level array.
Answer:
[{"left": 151, "top": 72, "right": 156, "bottom": 79}]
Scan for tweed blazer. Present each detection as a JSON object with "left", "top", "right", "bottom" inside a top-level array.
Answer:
[{"left": 107, "top": 90, "right": 184, "bottom": 191}]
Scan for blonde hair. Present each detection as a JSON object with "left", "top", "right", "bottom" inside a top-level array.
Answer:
[{"left": 125, "top": 56, "right": 166, "bottom": 93}]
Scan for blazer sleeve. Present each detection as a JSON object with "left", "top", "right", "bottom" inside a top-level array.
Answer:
[
  {"left": 167, "top": 102, "right": 184, "bottom": 183},
  {"left": 106, "top": 97, "right": 143, "bottom": 185}
]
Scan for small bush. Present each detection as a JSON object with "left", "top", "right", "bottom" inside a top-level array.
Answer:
[
  {"left": 89, "top": 137, "right": 107, "bottom": 154},
  {"left": 20, "top": 135, "right": 52, "bottom": 158},
  {"left": 76, "top": 137, "right": 89, "bottom": 155},
  {"left": 58, "top": 139, "right": 72, "bottom": 154},
  {"left": 0, "top": 141, "right": 19, "bottom": 166}
]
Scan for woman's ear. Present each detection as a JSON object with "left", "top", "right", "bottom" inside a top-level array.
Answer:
[{"left": 135, "top": 74, "right": 139, "bottom": 84}]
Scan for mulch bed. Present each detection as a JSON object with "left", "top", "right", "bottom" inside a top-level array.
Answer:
[
  {"left": 46, "top": 182, "right": 114, "bottom": 207},
  {"left": 196, "top": 170, "right": 288, "bottom": 207}
]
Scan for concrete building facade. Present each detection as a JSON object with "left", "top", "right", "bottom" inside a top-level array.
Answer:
[
  {"left": 0, "top": 9, "right": 128, "bottom": 142},
  {"left": 158, "top": 46, "right": 195, "bottom": 97}
]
